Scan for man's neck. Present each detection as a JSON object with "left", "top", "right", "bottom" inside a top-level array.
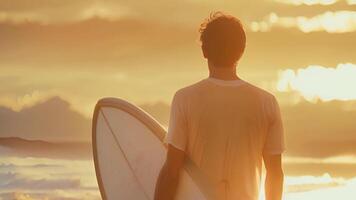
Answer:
[{"left": 208, "top": 61, "right": 239, "bottom": 80}]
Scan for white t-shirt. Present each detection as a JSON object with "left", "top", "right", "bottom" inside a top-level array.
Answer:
[{"left": 165, "top": 77, "right": 285, "bottom": 200}]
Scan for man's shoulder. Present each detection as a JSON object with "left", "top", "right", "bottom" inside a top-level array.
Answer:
[
  {"left": 174, "top": 79, "right": 277, "bottom": 102},
  {"left": 243, "top": 81, "right": 276, "bottom": 101},
  {"left": 174, "top": 79, "right": 206, "bottom": 97}
]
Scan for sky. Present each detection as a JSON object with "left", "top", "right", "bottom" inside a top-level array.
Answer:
[
  {"left": 1, "top": 1, "right": 356, "bottom": 200},
  {"left": 0, "top": 0, "right": 356, "bottom": 158}
]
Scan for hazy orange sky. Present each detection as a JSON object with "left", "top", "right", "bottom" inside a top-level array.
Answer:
[{"left": 0, "top": 0, "right": 356, "bottom": 160}]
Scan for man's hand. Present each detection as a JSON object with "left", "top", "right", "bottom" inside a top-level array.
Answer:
[
  {"left": 263, "top": 153, "right": 284, "bottom": 200},
  {"left": 154, "top": 144, "right": 185, "bottom": 200}
]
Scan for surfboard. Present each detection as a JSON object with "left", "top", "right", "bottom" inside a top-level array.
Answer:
[{"left": 92, "top": 98, "right": 207, "bottom": 200}]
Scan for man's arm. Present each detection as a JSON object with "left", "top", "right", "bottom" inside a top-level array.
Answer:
[
  {"left": 154, "top": 144, "right": 185, "bottom": 200},
  {"left": 263, "top": 153, "right": 284, "bottom": 200}
]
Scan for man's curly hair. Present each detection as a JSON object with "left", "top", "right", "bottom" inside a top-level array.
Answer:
[{"left": 199, "top": 12, "right": 246, "bottom": 67}]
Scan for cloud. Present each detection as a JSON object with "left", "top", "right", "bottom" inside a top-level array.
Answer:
[
  {"left": 0, "top": 0, "right": 355, "bottom": 29},
  {"left": 0, "top": 11, "right": 47, "bottom": 24},
  {"left": 0, "top": 0, "right": 211, "bottom": 25},
  {"left": 251, "top": 11, "right": 356, "bottom": 33},
  {"left": 277, "top": 63, "right": 356, "bottom": 101},
  {"left": 0, "top": 1, "right": 132, "bottom": 24},
  {"left": 0, "top": 96, "right": 91, "bottom": 142},
  {"left": 0, "top": 17, "right": 197, "bottom": 68},
  {"left": 0, "top": 96, "right": 171, "bottom": 142},
  {"left": 273, "top": 0, "right": 356, "bottom": 5},
  {"left": 0, "top": 90, "right": 52, "bottom": 112}
]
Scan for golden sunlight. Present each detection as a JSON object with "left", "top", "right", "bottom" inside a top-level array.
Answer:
[
  {"left": 277, "top": 63, "right": 356, "bottom": 101},
  {"left": 257, "top": 173, "right": 356, "bottom": 200},
  {"left": 1, "top": 1, "right": 356, "bottom": 200},
  {"left": 274, "top": 0, "right": 356, "bottom": 5},
  {"left": 251, "top": 11, "right": 356, "bottom": 33}
]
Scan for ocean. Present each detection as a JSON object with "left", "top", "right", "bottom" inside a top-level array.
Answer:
[{"left": 1, "top": 154, "right": 356, "bottom": 200}]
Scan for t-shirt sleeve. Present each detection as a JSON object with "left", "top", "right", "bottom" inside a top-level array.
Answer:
[
  {"left": 263, "top": 96, "right": 286, "bottom": 155},
  {"left": 164, "top": 91, "right": 188, "bottom": 151}
]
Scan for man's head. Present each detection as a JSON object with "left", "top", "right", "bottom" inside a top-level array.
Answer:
[{"left": 199, "top": 12, "right": 246, "bottom": 68}]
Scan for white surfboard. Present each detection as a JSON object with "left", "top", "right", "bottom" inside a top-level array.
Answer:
[{"left": 92, "top": 98, "right": 207, "bottom": 200}]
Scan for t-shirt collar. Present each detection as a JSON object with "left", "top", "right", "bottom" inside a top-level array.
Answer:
[{"left": 206, "top": 77, "right": 245, "bottom": 87}]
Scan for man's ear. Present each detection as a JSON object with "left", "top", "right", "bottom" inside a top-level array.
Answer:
[{"left": 201, "top": 45, "right": 208, "bottom": 59}]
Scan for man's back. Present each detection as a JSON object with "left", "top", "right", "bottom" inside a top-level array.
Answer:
[
  {"left": 154, "top": 12, "right": 284, "bottom": 200},
  {"left": 166, "top": 77, "right": 285, "bottom": 200}
]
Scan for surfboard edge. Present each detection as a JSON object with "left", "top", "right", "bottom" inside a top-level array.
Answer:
[{"left": 92, "top": 97, "right": 167, "bottom": 200}]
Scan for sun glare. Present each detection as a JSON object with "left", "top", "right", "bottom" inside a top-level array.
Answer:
[
  {"left": 277, "top": 63, "right": 356, "bottom": 102},
  {"left": 251, "top": 11, "right": 356, "bottom": 33},
  {"left": 274, "top": 0, "right": 356, "bottom": 5},
  {"left": 257, "top": 173, "right": 356, "bottom": 200}
]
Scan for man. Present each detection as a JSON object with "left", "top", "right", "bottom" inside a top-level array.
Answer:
[{"left": 154, "top": 12, "right": 285, "bottom": 200}]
